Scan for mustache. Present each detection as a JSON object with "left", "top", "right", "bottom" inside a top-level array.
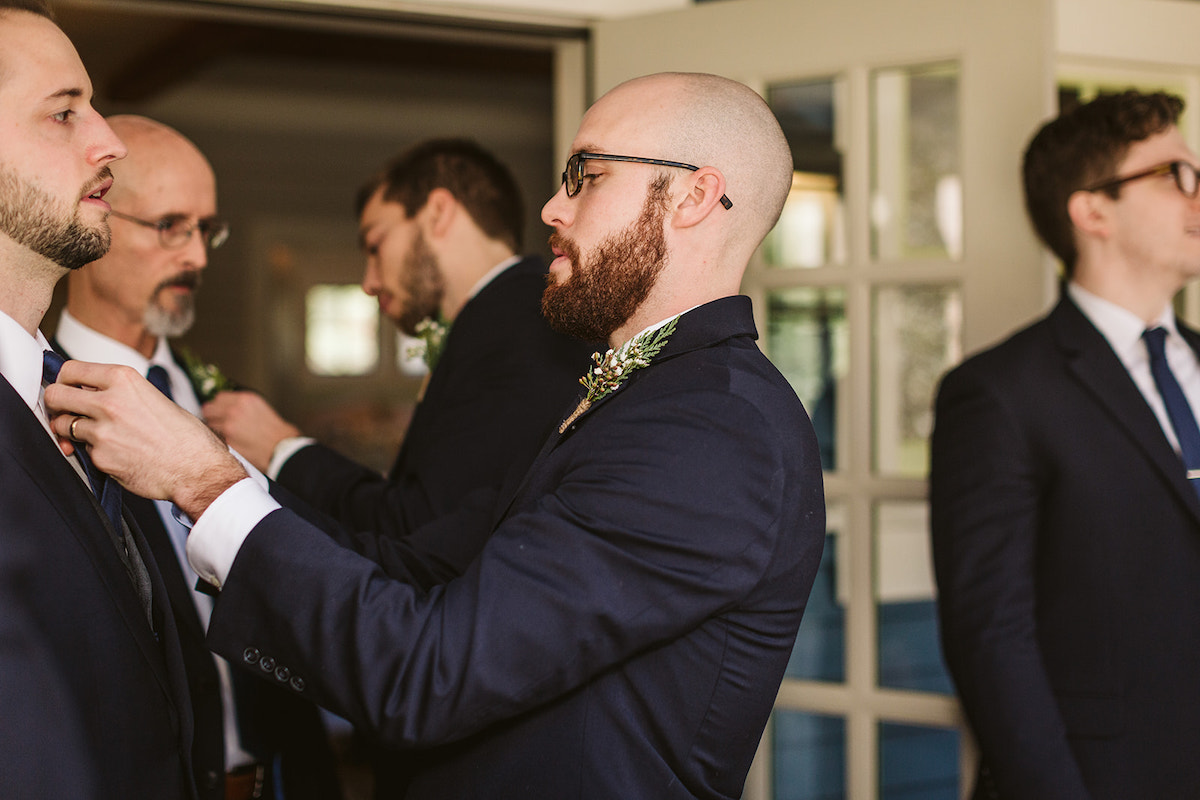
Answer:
[
  {"left": 80, "top": 166, "right": 114, "bottom": 201},
  {"left": 548, "top": 232, "right": 580, "bottom": 266},
  {"left": 155, "top": 271, "right": 203, "bottom": 293}
]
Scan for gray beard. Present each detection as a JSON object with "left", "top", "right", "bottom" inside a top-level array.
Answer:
[{"left": 143, "top": 296, "right": 196, "bottom": 339}]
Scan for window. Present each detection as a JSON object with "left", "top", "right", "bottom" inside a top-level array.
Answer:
[{"left": 305, "top": 284, "right": 379, "bottom": 376}]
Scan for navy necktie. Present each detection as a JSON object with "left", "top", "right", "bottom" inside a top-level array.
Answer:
[
  {"left": 42, "top": 350, "right": 125, "bottom": 530},
  {"left": 146, "top": 364, "right": 173, "bottom": 401},
  {"left": 1143, "top": 327, "right": 1200, "bottom": 499}
]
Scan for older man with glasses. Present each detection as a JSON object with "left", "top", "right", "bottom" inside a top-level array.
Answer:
[
  {"left": 54, "top": 114, "right": 342, "bottom": 800},
  {"left": 58, "top": 115, "right": 228, "bottom": 364},
  {"left": 932, "top": 90, "right": 1200, "bottom": 799}
]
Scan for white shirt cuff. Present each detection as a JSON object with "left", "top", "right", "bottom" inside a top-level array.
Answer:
[
  {"left": 229, "top": 447, "right": 270, "bottom": 491},
  {"left": 267, "top": 436, "right": 317, "bottom": 479},
  {"left": 186, "top": 477, "right": 281, "bottom": 589}
]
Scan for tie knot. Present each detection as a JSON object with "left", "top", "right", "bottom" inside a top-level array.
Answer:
[
  {"left": 1145, "top": 326, "right": 1169, "bottom": 358},
  {"left": 43, "top": 350, "right": 66, "bottom": 385}
]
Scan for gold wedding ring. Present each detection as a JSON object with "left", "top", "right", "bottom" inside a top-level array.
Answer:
[{"left": 69, "top": 416, "right": 81, "bottom": 441}]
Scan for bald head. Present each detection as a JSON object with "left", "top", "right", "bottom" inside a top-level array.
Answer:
[
  {"left": 67, "top": 115, "right": 219, "bottom": 357},
  {"left": 589, "top": 73, "right": 793, "bottom": 254},
  {"left": 103, "top": 116, "right": 214, "bottom": 209},
  {"left": 541, "top": 72, "right": 795, "bottom": 346}
]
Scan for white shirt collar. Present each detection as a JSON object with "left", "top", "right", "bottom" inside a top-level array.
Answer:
[
  {"left": 56, "top": 308, "right": 155, "bottom": 373},
  {"left": 0, "top": 308, "right": 53, "bottom": 415},
  {"left": 612, "top": 303, "right": 704, "bottom": 354},
  {"left": 55, "top": 309, "right": 201, "bottom": 414},
  {"left": 465, "top": 255, "right": 522, "bottom": 302},
  {"left": 1067, "top": 281, "right": 1176, "bottom": 366}
]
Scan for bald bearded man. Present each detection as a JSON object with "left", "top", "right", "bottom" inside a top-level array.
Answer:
[{"left": 47, "top": 73, "right": 826, "bottom": 800}]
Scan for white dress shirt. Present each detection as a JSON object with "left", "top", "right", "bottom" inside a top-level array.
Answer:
[
  {"left": 55, "top": 309, "right": 257, "bottom": 770},
  {"left": 1068, "top": 282, "right": 1200, "bottom": 455},
  {"left": 0, "top": 310, "right": 78, "bottom": 451}
]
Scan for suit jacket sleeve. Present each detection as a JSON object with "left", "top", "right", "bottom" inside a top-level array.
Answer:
[
  {"left": 930, "top": 363, "right": 1093, "bottom": 800},
  {"left": 266, "top": 477, "right": 497, "bottom": 591},
  {"left": 207, "top": 381, "right": 813, "bottom": 749},
  {"left": 276, "top": 443, "right": 426, "bottom": 540}
]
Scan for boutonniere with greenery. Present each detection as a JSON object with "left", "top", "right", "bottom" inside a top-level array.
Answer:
[
  {"left": 178, "top": 348, "right": 235, "bottom": 403},
  {"left": 559, "top": 315, "right": 679, "bottom": 433},
  {"left": 408, "top": 316, "right": 451, "bottom": 372}
]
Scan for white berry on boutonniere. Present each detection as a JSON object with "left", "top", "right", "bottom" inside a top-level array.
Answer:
[
  {"left": 559, "top": 315, "right": 679, "bottom": 433},
  {"left": 408, "top": 316, "right": 450, "bottom": 372},
  {"left": 179, "top": 348, "right": 235, "bottom": 403}
]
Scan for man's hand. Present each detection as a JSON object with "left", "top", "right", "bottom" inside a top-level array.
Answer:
[
  {"left": 203, "top": 390, "right": 301, "bottom": 473},
  {"left": 44, "top": 361, "right": 247, "bottom": 521}
]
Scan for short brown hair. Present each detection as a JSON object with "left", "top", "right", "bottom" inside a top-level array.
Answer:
[
  {"left": 1023, "top": 90, "right": 1183, "bottom": 277},
  {"left": 0, "top": 0, "right": 53, "bottom": 19},
  {"left": 356, "top": 139, "right": 524, "bottom": 252}
]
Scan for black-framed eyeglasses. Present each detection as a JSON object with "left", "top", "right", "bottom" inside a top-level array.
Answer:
[
  {"left": 1087, "top": 159, "right": 1200, "bottom": 199},
  {"left": 561, "top": 151, "right": 733, "bottom": 210},
  {"left": 109, "top": 210, "right": 231, "bottom": 250}
]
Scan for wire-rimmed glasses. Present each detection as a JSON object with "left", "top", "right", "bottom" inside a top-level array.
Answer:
[{"left": 109, "top": 210, "right": 231, "bottom": 250}]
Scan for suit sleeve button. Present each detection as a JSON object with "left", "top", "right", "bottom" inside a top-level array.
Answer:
[
  {"left": 259, "top": 656, "right": 276, "bottom": 672},
  {"left": 290, "top": 676, "right": 306, "bottom": 692},
  {"left": 274, "top": 666, "right": 290, "bottom": 682},
  {"left": 242, "top": 647, "right": 260, "bottom": 664}
]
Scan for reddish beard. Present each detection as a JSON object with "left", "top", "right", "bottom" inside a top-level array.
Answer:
[{"left": 542, "top": 175, "right": 670, "bottom": 343}]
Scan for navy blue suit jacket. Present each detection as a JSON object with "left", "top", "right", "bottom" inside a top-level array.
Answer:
[
  {"left": 124, "top": 488, "right": 343, "bottom": 800},
  {"left": 0, "top": 531, "right": 96, "bottom": 799},
  {"left": 206, "top": 296, "right": 826, "bottom": 799},
  {"left": 931, "top": 295, "right": 1200, "bottom": 799},
  {"left": 276, "top": 256, "right": 595, "bottom": 537},
  {"left": 0, "top": 373, "right": 196, "bottom": 800},
  {"left": 51, "top": 341, "right": 343, "bottom": 800}
]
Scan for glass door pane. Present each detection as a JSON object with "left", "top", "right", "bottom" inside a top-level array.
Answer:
[
  {"left": 872, "top": 284, "right": 962, "bottom": 477},
  {"left": 773, "top": 710, "right": 846, "bottom": 800},
  {"left": 767, "top": 287, "right": 847, "bottom": 472},
  {"left": 871, "top": 63, "right": 962, "bottom": 262},
  {"left": 878, "top": 721, "right": 960, "bottom": 800},
  {"left": 874, "top": 501, "right": 952, "bottom": 694},
  {"left": 765, "top": 78, "right": 846, "bottom": 270}
]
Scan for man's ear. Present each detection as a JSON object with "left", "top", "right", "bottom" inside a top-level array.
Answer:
[
  {"left": 422, "top": 187, "right": 459, "bottom": 239},
  {"left": 672, "top": 167, "right": 728, "bottom": 228},
  {"left": 1067, "top": 188, "right": 1110, "bottom": 240}
]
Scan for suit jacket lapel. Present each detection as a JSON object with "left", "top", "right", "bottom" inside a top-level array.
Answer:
[
  {"left": 1053, "top": 297, "right": 1200, "bottom": 524},
  {"left": 124, "top": 494, "right": 207, "bottom": 643},
  {"left": 490, "top": 296, "right": 758, "bottom": 528},
  {"left": 0, "top": 376, "right": 179, "bottom": 702}
]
